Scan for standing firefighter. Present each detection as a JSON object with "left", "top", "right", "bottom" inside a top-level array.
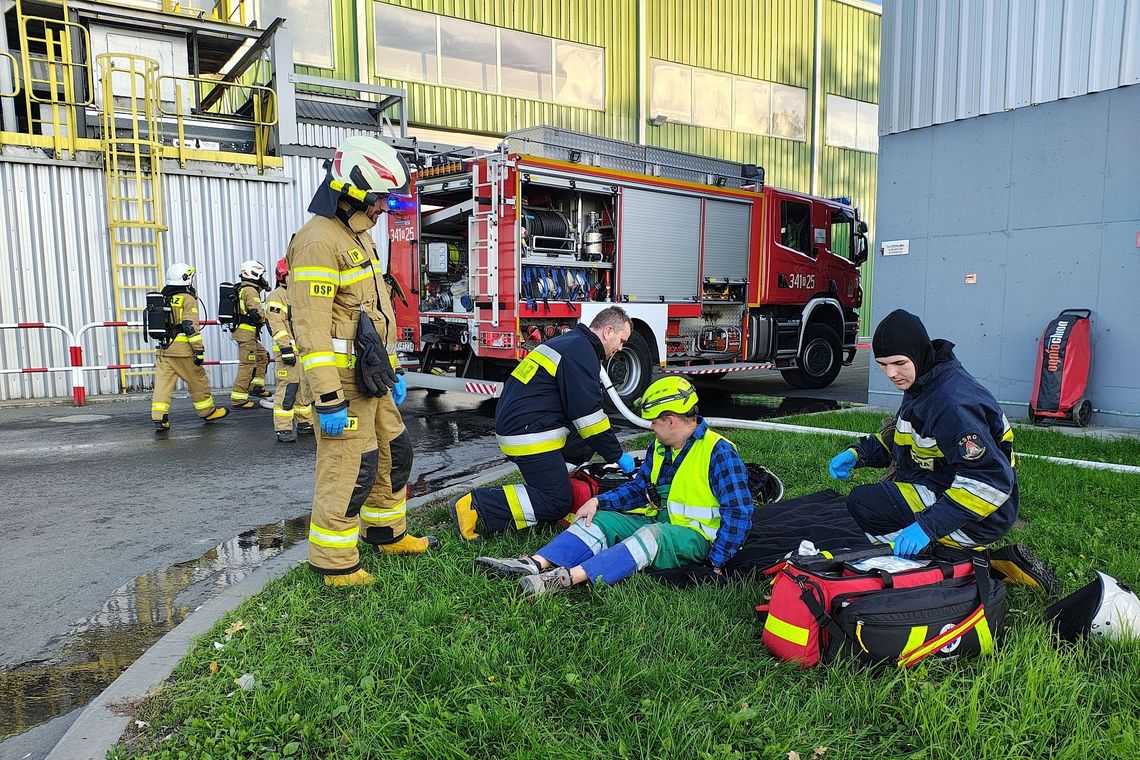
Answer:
[
  {"left": 229, "top": 260, "right": 271, "bottom": 409},
  {"left": 289, "top": 136, "right": 437, "bottom": 587},
  {"left": 266, "top": 257, "right": 314, "bottom": 442},
  {"left": 150, "top": 263, "right": 229, "bottom": 430},
  {"left": 449, "top": 307, "right": 636, "bottom": 542}
]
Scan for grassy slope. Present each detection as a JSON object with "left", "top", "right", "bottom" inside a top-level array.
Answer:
[{"left": 116, "top": 428, "right": 1140, "bottom": 760}]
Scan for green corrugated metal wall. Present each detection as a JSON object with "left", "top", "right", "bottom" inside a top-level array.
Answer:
[
  {"left": 821, "top": 0, "right": 880, "bottom": 329},
  {"left": 319, "top": 0, "right": 879, "bottom": 323}
]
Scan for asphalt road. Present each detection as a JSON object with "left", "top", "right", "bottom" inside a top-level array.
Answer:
[{"left": 0, "top": 353, "right": 870, "bottom": 758}]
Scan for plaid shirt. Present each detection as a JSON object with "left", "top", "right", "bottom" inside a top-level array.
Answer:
[{"left": 596, "top": 418, "right": 754, "bottom": 567}]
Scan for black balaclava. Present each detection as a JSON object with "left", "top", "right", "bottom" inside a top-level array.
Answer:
[{"left": 872, "top": 309, "right": 935, "bottom": 377}]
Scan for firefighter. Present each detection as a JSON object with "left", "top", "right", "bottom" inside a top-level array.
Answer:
[
  {"left": 448, "top": 307, "right": 637, "bottom": 542},
  {"left": 828, "top": 310, "right": 1058, "bottom": 593},
  {"left": 266, "top": 257, "right": 314, "bottom": 442},
  {"left": 150, "top": 263, "right": 229, "bottom": 430},
  {"left": 474, "top": 377, "right": 754, "bottom": 599},
  {"left": 229, "top": 260, "right": 271, "bottom": 409},
  {"left": 289, "top": 135, "right": 437, "bottom": 587}
]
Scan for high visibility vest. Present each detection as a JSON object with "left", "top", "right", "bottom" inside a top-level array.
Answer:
[{"left": 635, "top": 429, "right": 731, "bottom": 541}]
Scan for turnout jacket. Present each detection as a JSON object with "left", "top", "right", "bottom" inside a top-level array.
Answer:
[
  {"left": 264, "top": 285, "right": 295, "bottom": 354},
  {"left": 495, "top": 324, "right": 622, "bottom": 462},
  {"left": 159, "top": 287, "right": 204, "bottom": 358},
  {"left": 851, "top": 340, "right": 1018, "bottom": 544},
  {"left": 287, "top": 214, "right": 398, "bottom": 414}
]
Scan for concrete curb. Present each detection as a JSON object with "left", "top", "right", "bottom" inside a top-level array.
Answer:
[{"left": 46, "top": 461, "right": 520, "bottom": 760}]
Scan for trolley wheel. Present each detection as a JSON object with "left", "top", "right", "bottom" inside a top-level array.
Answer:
[{"left": 1073, "top": 399, "right": 1093, "bottom": 427}]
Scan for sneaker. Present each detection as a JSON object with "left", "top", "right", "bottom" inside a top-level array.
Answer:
[
  {"left": 519, "top": 567, "right": 574, "bottom": 599},
  {"left": 276, "top": 429, "right": 297, "bottom": 443},
  {"left": 323, "top": 568, "right": 376, "bottom": 588},
  {"left": 990, "top": 544, "right": 1061, "bottom": 596},
  {"left": 448, "top": 493, "right": 481, "bottom": 543},
  {"left": 474, "top": 555, "right": 543, "bottom": 578},
  {"left": 375, "top": 534, "right": 440, "bottom": 555},
  {"left": 203, "top": 407, "right": 229, "bottom": 422}
]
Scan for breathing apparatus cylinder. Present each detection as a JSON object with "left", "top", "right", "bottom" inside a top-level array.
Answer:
[
  {"left": 217, "top": 282, "right": 238, "bottom": 329},
  {"left": 144, "top": 291, "right": 174, "bottom": 344}
]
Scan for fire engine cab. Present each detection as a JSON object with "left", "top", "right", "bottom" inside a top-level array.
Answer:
[{"left": 387, "top": 126, "right": 868, "bottom": 403}]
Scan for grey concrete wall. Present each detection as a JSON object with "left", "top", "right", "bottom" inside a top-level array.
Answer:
[{"left": 870, "top": 83, "right": 1140, "bottom": 429}]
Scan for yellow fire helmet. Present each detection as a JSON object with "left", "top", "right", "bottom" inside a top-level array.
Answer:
[{"left": 634, "top": 376, "right": 699, "bottom": 420}]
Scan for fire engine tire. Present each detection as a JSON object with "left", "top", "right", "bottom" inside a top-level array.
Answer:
[
  {"left": 780, "top": 323, "right": 842, "bottom": 390},
  {"left": 607, "top": 330, "right": 653, "bottom": 405}
]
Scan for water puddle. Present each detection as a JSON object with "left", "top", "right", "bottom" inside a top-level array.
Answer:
[{"left": 0, "top": 515, "right": 310, "bottom": 740}]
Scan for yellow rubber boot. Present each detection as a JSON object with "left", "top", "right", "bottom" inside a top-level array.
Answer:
[
  {"left": 323, "top": 568, "right": 376, "bottom": 587},
  {"left": 203, "top": 407, "right": 229, "bottom": 422},
  {"left": 377, "top": 534, "right": 440, "bottom": 555},
  {"left": 449, "top": 493, "right": 481, "bottom": 542}
]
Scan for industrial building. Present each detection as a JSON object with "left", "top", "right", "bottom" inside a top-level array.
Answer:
[{"left": 0, "top": 0, "right": 880, "bottom": 401}]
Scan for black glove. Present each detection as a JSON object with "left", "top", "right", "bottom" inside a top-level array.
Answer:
[
  {"left": 354, "top": 313, "right": 397, "bottom": 397},
  {"left": 280, "top": 347, "right": 297, "bottom": 366},
  {"left": 193, "top": 352, "right": 205, "bottom": 366}
]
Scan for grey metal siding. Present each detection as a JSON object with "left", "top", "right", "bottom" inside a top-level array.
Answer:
[
  {"left": 619, "top": 188, "right": 701, "bottom": 302},
  {"left": 881, "top": 0, "right": 1140, "bottom": 136},
  {"left": 701, "top": 200, "right": 751, "bottom": 280}
]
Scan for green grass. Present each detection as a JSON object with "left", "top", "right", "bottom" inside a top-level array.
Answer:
[{"left": 113, "top": 428, "right": 1140, "bottom": 760}]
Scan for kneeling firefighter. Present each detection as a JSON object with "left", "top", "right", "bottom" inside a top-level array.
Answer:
[
  {"left": 288, "top": 135, "right": 437, "bottom": 587},
  {"left": 229, "top": 260, "right": 271, "bottom": 409},
  {"left": 149, "top": 263, "right": 229, "bottom": 430},
  {"left": 266, "top": 257, "right": 314, "bottom": 442}
]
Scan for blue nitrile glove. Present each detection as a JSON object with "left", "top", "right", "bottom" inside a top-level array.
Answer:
[
  {"left": 319, "top": 408, "right": 348, "bottom": 436},
  {"left": 617, "top": 453, "right": 636, "bottom": 474},
  {"left": 392, "top": 374, "right": 407, "bottom": 406},
  {"left": 893, "top": 521, "right": 931, "bottom": 557},
  {"left": 828, "top": 449, "right": 857, "bottom": 480}
]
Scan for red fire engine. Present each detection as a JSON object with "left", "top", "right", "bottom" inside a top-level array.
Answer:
[{"left": 387, "top": 127, "right": 868, "bottom": 403}]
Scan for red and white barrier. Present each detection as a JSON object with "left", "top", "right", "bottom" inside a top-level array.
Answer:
[{"left": 0, "top": 321, "right": 80, "bottom": 400}]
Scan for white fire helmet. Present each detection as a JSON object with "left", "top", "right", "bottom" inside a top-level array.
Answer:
[
  {"left": 1046, "top": 571, "right": 1140, "bottom": 642},
  {"left": 165, "top": 262, "right": 196, "bottom": 288},
  {"left": 239, "top": 260, "right": 266, "bottom": 282}
]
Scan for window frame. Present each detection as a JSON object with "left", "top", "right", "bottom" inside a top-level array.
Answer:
[
  {"left": 778, "top": 200, "right": 813, "bottom": 257},
  {"left": 263, "top": 0, "right": 336, "bottom": 70},
  {"left": 825, "top": 93, "right": 879, "bottom": 154}
]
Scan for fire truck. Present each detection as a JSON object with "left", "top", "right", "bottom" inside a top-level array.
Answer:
[{"left": 387, "top": 126, "right": 869, "bottom": 404}]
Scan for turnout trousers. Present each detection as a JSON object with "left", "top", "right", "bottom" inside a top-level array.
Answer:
[
  {"left": 308, "top": 378, "right": 413, "bottom": 576},
  {"left": 470, "top": 433, "right": 594, "bottom": 536},
  {"left": 272, "top": 359, "right": 314, "bottom": 432},
  {"left": 230, "top": 331, "right": 269, "bottom": 404},
  {"left": 151, "top": 353, "right": 218, "bottom": 420},
  {"left": 538, "top": 511, "right": 710, "bottom": 586},
  {"left": 847, "top": 481, "right": 1016, "bottom": 551}
]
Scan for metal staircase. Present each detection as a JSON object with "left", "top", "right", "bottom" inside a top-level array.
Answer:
[{"left": 97, "top": 53, "right": 167, "bottom": 388}]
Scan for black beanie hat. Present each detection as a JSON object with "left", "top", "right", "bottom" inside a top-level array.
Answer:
[{"left": 872, "top": 309, "right": 935, "bottom": 377}]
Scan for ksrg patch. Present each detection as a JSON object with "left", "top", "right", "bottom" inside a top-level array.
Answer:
[{"left": 958, "top": 433, "right": 987, "bottom": 461}]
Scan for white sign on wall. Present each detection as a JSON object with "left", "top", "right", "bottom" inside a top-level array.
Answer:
[{"left": 881, "top": 239, "right": 910, "bottom": 256}]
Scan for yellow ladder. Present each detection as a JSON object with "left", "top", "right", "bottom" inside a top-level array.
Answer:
[{"left": 97, "top": 53, "right": 167, "bottom": 388}]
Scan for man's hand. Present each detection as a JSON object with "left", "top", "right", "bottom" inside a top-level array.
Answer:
[
  {"left": 712, "top": 566, "right": 724, "bottom": 576},
  {"left": 392, "top": 374, "right": 407, "bottom": 406},
  {"left": 576, "top": 497, "right": 599, "bottom": 527},
  {"left": 319, "top": 408, "right": 349, "bottom": 436},
  {"left": 280, "top": 347, "right": 297, "bottom": 366},
  {"left": 616, "top": 453, "right": 636, "bottom": 474},
  {"left": 828, "top": 449, "right": 857, "bottom": 480},
  {"left": 893, "top": 521, "right": 931, "bottom": 557}
]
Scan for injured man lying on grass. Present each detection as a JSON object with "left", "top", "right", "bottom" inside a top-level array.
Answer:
[{"left": 474, "top": 377, "right": 755, "bottom": 598}]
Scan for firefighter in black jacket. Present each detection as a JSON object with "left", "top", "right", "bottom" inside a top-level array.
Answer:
[{"left": 449, "top": 307, "right": 636, "bottom": 541}]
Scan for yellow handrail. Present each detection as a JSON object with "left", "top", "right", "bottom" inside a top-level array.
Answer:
[
  {"left": 156, "top": 74, "right": 278, "bottom": 126},
  {"left": 17, "top": 11, "right": 94, "bottom": 158},
  {"left": 0, "top": 52, "right": 18, "bottom": 97}
]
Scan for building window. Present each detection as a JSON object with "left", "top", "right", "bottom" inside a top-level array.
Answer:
[
  {"left": 780, "top": 201, "right": 812, "bottom": 256},
  {"left": 262, "top": 0, "right": 334, "bottom": 69},
  {"left": 374, "top": 5, "right": 605, "bottom": 110},
  {"left": 650, "top": 58, "right": 807, "bottom": 141},
  {"left": 825, "top": 94, "right": 878, "bottom": 153}
]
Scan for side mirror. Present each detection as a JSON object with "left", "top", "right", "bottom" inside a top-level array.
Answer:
[
  {"left": 852, "top": 233, "right": 869, "bottom": 265},
  {"left": 857, "top": 220, "right": 869, "bottom": 234}
]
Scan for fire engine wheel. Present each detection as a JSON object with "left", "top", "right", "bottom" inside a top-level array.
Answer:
[
  {"left": 780, "top": 323, "right": 842, "bottom": 390},
  {"left": 607, "top": 331, "right": 653, "bottom": 405},
  {"left": 1073, "top": 399, "right": 1093, "bottom": 427}
]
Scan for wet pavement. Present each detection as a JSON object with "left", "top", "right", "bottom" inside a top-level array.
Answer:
[{"left": 0, "top": 353, "right": 870, "bottom": 756}]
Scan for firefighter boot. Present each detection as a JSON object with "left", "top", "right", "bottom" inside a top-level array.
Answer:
[
  {"left": 376, "top": 534, "right": 440, "bottom": 555},
  {"left": 449, "top": 493, "right": 481, "bottom": 543},
  {"left": 519, "top": 567, "right": 574, "bottom": 599},
  {"left": 203, "top": 407, "right": 229, "bottom": 423},
  {"left": 323, "top": 568, "right": 377, "bottom": 588},
  {"left": 276, "top": 429, "right": 297, "bottom": 443},
  {"left": 297, "top": 422, "right": 314, "bottom": 435},
  {"left": 154, "top": 415, "right": 170, "bottom": 433},
  {"left": 990, "top": 544, "right": 1061, "bottom": 596},
  {"left": 232, "top": 400, "right": 258, "bottom": 410}
]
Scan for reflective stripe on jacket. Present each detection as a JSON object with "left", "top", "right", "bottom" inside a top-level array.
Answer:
[{"left": 640, "top": 428, "right": 731, "bottom": 542}]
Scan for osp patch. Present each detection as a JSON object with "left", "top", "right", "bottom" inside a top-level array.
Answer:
[{"left": 958, "top": 433, "right": 987, "bottom": 461}]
